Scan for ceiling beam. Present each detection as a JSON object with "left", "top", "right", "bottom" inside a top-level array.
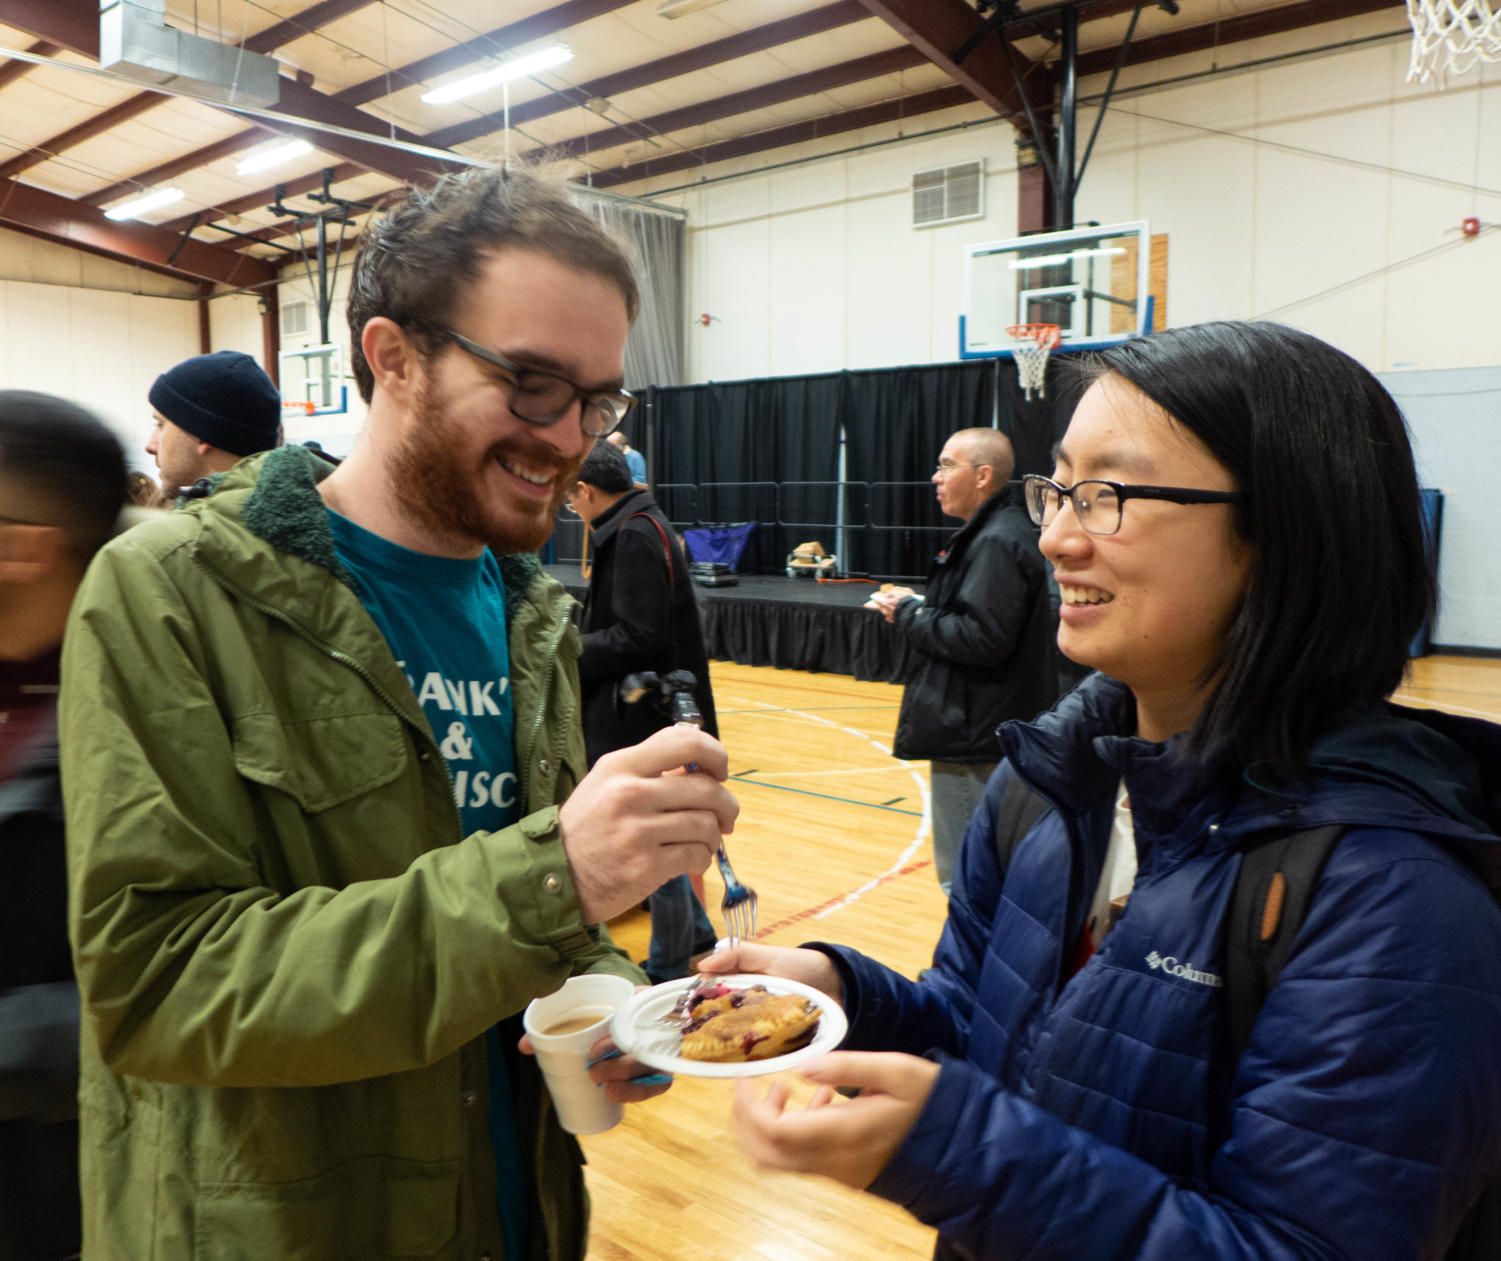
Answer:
[
  {"left": 85, "top": 131, "right": 274, "bottom": 209},
  {"left": 0, "top": 90, "right": 162, "bottom": 182},
  {"left": 855, "top": 0, "right": 1045, "bottom": 124},
  {"left": 0, "top": 177, "right": 277, "bottom": 287},
  {"left": 263, "top": 76, "right": 470, "bottom": 185},
  {"left": 425, "top": 2, "right": 872, "bottom": 151},
  {"left": 154, "top": 1, "right": 878, "bottom": 234},
  {"left": 241, "top": 0, "right": 380, "bottom": 55},
  {"left": 1, "top": 0, "right": 99, "bottom": 58},
  {"left": 87, "top": 0, "right": 643, "bottom": 209},
  {"left": 335, "top": 0, "right": 638, "bottom": 109},
  {"left": 0, "top": 39, "right": 57, "bottom": 91},
  {"left": 8, "top": 0, "right": 387, "bottom": 197},
  {"left": 1074, "top": 0, "right": 1402, "bottom": 75},
  {"left": 553, "top": 46, "right": 930, "bottom": 165},
  {"left": 584, "top": 84, "right": 976, "bottom": 190}
]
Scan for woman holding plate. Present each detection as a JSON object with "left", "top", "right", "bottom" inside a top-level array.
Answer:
[{"left": 702, "top": 321, "right": 1501, "bottom": 1260}]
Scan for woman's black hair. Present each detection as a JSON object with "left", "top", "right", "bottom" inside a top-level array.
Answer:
[{"left": 1087, "top": 321, "right": 1435, "bottom": 777}]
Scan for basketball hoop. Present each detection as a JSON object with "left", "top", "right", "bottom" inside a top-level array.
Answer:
[
  {"left": 1406, "top": 0, "right": 1501, "bottom": 85},
  {"left": 1006, "top": 324, "right": 1061, "bottom": 401},
  {"left": 281, "top": 400, "right": 316, "bottom": 417}
]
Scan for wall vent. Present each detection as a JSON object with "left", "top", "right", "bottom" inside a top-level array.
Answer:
[
  {"left": 912, "top": 160, "right": 984, "bottom": 228},
  {"left": 280, "top": 300, "right": 310, "bottom": 338}
]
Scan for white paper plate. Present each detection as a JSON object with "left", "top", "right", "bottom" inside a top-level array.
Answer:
[{"left": 610, "top": 974, "right": 848, "bottom": 1079}]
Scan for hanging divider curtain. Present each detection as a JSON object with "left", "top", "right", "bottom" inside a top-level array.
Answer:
[
  {"left": 610, "top": 355, "right": 1080, "bottom": 579},
  {"left": 654, "top": 374, "right": 842, "bottom": 573},
  {"left": 843, "top": 361, "right": 997, "bottom": 578}
]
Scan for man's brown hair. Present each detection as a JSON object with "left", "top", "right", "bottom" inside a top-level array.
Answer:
[{"left": 346, "top": 164, "right": 640, "bottom": 403}]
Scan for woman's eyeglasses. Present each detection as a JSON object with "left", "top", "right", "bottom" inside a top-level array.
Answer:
[{"left": 1022, "top": 474, "right": 1246, "bottom": 537}]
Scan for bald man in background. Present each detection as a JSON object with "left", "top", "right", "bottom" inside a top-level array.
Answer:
[{"left": 869, "top": 428, "right": 1057, "bottom": 895}]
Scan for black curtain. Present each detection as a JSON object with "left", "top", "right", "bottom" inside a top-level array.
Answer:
[
  {"left": 581, "top": 354, "right": 1084, "bottom": 580},
  {"left": 651, "top": 374, "right": 842, "bottom": 572},
  {"left": 842, "top": 361, "right": 997, "bottom": 578},
  {"left": 999, "top": 354, "right": 1088, "bottom": 481}
]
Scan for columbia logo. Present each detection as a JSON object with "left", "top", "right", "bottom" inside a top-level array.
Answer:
[{"left": 1145, "top": 950, "right": 1223, "bottom": 988}]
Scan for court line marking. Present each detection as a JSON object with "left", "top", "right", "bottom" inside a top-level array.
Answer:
[
  {"left": 729, "top": 775, "right": 923, "bottom": 816},
  {"left": 726, "top": 693, "right": 930, "bottom": 918},
  {"left": 738, "top": 763, "right": 915, "bottom": 780},
  {"left": 752, "top": 857, "right": 934, "bottom": 940}
]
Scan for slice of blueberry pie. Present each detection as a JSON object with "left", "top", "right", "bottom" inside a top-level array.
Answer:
[{"left": 679, "top": 983, "right": 821, "bottom": 1062}]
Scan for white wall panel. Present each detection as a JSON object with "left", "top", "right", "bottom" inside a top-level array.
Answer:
[
  {"left": 769, "top": 203, "right": 846, "bottom": 376},
  {"left": 0, "top": 278, "right": 198, "bottom": 470},
  {"left": 846, "top": 192, "right": 932, "bottom": 369}
]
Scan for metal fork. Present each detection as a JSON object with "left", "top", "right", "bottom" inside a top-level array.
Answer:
[
  {"left": 715, "top": 845, "right": 758, "bottom": 945},
  {"left": 668, "top": 693, "right": 759, "bottom": 948}
]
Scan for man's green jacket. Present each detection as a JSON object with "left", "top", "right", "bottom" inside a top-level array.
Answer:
[{"left": 60, "top": 445, "right": 642, "bottom": 1260}]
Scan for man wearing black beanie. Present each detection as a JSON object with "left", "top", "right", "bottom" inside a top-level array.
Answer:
[{"left": 146, "top": 349, "right": 281, "bottom": 499}]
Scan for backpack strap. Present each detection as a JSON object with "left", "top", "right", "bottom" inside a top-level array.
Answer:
[
  {"left": 1224, "top": 824, "right": 1343, "bottom": 1062},
  {"left": 994, "top": 770, "right": 1051, "bottom": 879}
]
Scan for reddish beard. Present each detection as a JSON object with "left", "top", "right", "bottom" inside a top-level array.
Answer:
[{"left": 391, "top": 372, "right": 583, "bottom": 554}]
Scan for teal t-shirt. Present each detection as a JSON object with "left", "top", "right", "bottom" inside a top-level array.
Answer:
[{"left": 328, "top": 509, "right": 530, "bottom": 1259}]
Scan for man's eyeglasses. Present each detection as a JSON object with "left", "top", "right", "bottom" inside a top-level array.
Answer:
[
  {"left": 445, "top": 330, "right": 635, "bottom": 438},
  {"left": 1022, "top": 474, "right": 1246, "bottom": 537},
  {"left": 934, "top": 460, "right": 989, "bottom": 476}
]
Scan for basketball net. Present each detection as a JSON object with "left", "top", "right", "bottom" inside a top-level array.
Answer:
[
  {"left": 1406, "top": 0, "right": 1501, "bottom": 85},
  {"left": 1006, "top": 324, "right": 1061, "bottom": 401}
]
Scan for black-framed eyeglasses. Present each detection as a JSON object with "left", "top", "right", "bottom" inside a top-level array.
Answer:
[
  {"left": 445, "top": 330, "right": 635, "bottom": 438},
  {"left": 1022, "top": 474, "right": 1246, "bottom": 537}
]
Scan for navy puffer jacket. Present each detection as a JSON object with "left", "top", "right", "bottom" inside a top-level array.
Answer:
[{"left": 818, "top": 673, "right": 1501, "bottom": 1259}]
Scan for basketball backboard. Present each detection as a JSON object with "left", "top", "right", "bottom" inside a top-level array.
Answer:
[
  {"left": 960, "top": 220, "right": 1153, "bottom": 358},
  {"left": 278, "top": 343, "right": 347, "bottom": 416}
]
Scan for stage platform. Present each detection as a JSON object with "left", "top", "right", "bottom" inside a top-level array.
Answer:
[{"left": 543, "top": 564, "right": 921, "bottom": 682}]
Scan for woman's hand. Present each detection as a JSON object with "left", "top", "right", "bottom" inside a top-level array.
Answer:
[
  {"left": 732, "top": 1051, "right": 941, "bottom": 1189},
  {"left": 695, "top": 941, "right": 844, "bottom": 1007}
]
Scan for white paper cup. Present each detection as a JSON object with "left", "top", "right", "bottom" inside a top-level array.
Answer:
[{"left": 523, "top": 974, "right": 635, "bottom": 1135}]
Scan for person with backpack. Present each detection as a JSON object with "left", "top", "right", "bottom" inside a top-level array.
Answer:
[
  {"left": 705, "top": 321, "right": 1501, "bottom": 1259},
  {"left": 569, "top": 440, "right": 719, "bottom": 985}
]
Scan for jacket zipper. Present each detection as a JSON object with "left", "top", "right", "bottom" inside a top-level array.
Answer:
[{"left": 520, "top": 611, "right": 571, "bottom": 816}]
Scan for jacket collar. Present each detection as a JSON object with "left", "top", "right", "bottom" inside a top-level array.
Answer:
[
  {"left": 586, "top": 488, "right": 655, "bottom": 549},
  {"left": 198, "top": 445, "right": 544, "bottom": 623},
  {"left": 940, "top": 484, "right": 1012, "bottom": 559},
  {"left": 1001, "top": 672, "right": 1501, "bottom": 877}
]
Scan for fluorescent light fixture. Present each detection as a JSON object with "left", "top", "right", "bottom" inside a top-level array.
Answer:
[
  {"left": 420, "top": 44, "right": 573, "bottom": 104},
  {"left": 236, "top": 139, "right": 314, "bottom": 176},
  {"left": 1010, "top": 246, "right": 1127, "bottom": 270},
  {"left": 104, "top": 187, "right": 185, "bottom": 220}
]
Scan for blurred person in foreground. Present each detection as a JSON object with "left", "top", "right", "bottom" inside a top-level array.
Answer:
[
  {"left": 710, "top": 321, "right": 1501, "bottom": 1259},
  {"left": 867, "top": 427, "right": 1057, "bottom": 894},
  {"left": 145, "top": 349, "right": 280, "bottom": 500},
  {"left": 569, "top": 440, "right": 719, "bottom": 984},
  {"left": 0, "top": 392, "right": 126, "bottom": 1260},
  {"left": 60, "top": 165, "right": 737, "bottom": 1260}
]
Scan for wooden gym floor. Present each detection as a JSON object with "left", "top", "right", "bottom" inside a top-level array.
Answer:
[{"left": 583, "top": 654, "right": 1501, "bottom": 1261}]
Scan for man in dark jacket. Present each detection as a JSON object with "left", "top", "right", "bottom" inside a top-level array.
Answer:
[
  {"left": 570, "top": 442, "right": 719, "bottom": 982},
  {"left": 0, "top": 391, "right": 126, "bottom": 1260},
  {"left": 869, "top": 427, "right": 1056, "bottom": 893}
]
